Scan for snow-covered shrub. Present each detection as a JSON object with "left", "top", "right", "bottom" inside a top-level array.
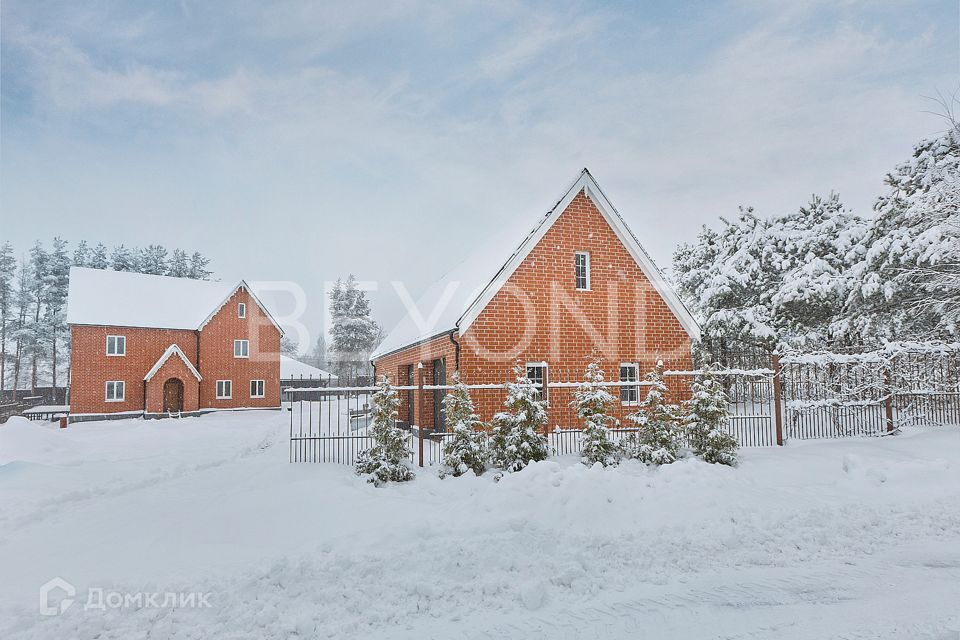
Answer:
[
  {"left": 572, "top": 361, "right": 620, "bottom": 467},
  {"left": 439, "top": 373, "right": 488, "bottom": 478},
  {"left": 489, "top": 365, "right": 550, "bottom": 472},
  {"left": 683, "top": 366, "right": 738, "bottom": 466},
  {"left": 355, "top": 376, "right": 415, "bottom": 486},
  {"left": 622, "top": 361, "right": 681, "bottom": 465}
]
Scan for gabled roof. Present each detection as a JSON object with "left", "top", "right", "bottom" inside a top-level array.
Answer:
[
  {"left": 371, "top": 169, "right": 700, "bottom": 359},
  {"left": 280, "top": 355, "right": 339, "bottom": 380},
  {"left": 144, "top": 344, "right": 202, "bottom": 382},
  {"left": 66, "top": 267, "right": 283, "bottom": 335}
]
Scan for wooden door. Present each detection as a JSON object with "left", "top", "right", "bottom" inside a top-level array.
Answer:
[{"left": 163, "top": 378, "right": 184, "bottom": 413}]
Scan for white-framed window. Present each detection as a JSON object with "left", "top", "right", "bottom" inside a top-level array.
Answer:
[
  {"left": 250, "top": 380, "right": 265, "bottom": 398},
  {"left": 526, "top": 362, "right": 548, "bottom": 402},
  {"left": 575, "top": 251, "right": 591, "bottom": 291},
  {"left": 619, "top": 363, "right": 639, "bottom": 405},
  {"left": 106, "top": 335, "right": 126, "bottom": 356},
  {"left": 105, "top": 380, "right": 125, "bottom": 402},
  {"left": 238, "top": 302, "right": 246, "bottom": 318},
  {"left": 234, "top": 339, "right": 249, "bottom": 358},
  {"left": 216, "top": 380, "right": 233, "bottom": 399}
]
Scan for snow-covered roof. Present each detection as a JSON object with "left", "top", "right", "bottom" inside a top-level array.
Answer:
[
  {"left": 66, "top": 267, "right": 283, "bottom": 334},
  {"left": 144, "top": 344, "right": 203, "bottom": 382},
  {"left": 280, "top": 355, "right": 338, "bottom": 380},
  {"left": 371, "top": 169, "right": 700, "bottom": 359}
]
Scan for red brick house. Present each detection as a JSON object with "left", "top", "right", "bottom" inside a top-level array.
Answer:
[
  {"left": 371, "top": 169, "right": 700, "bottom": 429},
  {"left": 66, "top": 267, "right": 283, "bottom": 420}
]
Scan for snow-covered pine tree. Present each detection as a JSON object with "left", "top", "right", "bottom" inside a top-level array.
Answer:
[
  {"left": 139, "top": 245, "right": 169, "bottom": 276},
  {"left": 329, "top": 275, "right": 380, "bottom": 378},
  {"left": 489, "top": 364, "right": 550, "bottom": 472},
  {"left": 89, "top": 243, "right": 110, "bottom": 270},
  {"left": 167, "top": 249, "right": 190, "bottom": 278},
  {"left": 111, "top": 245, "right": 137, "bottom": 271},
  {"left": 72, "top": 240, "right": 90, "bottom": 268},
  {"left": 573, "top": 360, "right": 620, "bottom": 467},
  {"left": 623, "top": 361, "right": 681, "bottom": 465},
  {"left": 10, "top": 257, "right": 32, "bottom": 399},
  {"left": 44, "top": 237, "right": 71, "bottom": 388},
  {"left": 840, "top": 109, "right": 960, "bottom": 340},
  {"left": 355, "top": 376, "right": 415, "bottom": 486},
  {"left": 683, "top": 366, "right": 738, "bottom": 466},
  {"left": 0, "top": 242, "right": 16, "bottom": 392},
  {"left": 439, "top": 373, "right": 488, "bottom": 477},
  {"left": 26, "top": 242, "right": 49, "bottom": 393},
  {"left": 188, "top": 252, "right": 212, "bottom": 280}
]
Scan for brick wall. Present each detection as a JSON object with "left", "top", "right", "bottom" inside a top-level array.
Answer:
[
  {"left": 70, "top": 326, "right": 197, "bottom": 415},
  {"left": 197, "top": 287, "right": 282, "bottom": 409},
  {"left": 372, "top": 188, "right": 694, "bottom": 425}
]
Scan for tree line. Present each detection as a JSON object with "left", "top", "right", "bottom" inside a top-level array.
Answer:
[
  {"left": 673, "top": 105, "right": 960, "bottom": 351},
  {"left": 0, "top": 239, "right": 213, "bottom": 398}
]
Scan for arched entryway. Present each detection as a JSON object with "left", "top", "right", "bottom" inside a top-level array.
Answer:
[{"left": 163, "top": 378, "right": 184, "bottom": 413}]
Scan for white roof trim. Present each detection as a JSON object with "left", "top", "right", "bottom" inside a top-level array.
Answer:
[
  {"left": 197, "top": 281, "right": 285, "bottom": 336},
  {"left": 144, "top": 344, "right": 202, "bottom": 382},
  {"left": 457, "top": 169, "right": 701, "bottom": 340}
]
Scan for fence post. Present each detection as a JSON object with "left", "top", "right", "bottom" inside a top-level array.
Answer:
[
  {"left": 417, "top": 362, "right": 425, "bottom": 468},
  {"left": 772, "top": 352, "right": 784, "bottom": 446},
  {"left": 884, "top": 362, "right": 895, "bottom": 433}
]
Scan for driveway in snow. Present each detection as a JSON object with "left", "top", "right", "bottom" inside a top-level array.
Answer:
[{"left": 1, "top": 412, "right": 958, "bottom": 639}]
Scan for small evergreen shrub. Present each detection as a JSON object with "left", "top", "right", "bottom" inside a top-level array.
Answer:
[
  {"left": 355, "top": 376, "right": 415, "bottom": 486},
  {"left": 573, "top": 361, "right": 620, "bottom": 467},
  {"left": 684, "top": 366, "right": 739, "bottom": 466},
  {"left": 490, "top": 364, "right": 550, "bottom": 472},
  {"left": 623, "top": 360, "right": 681, "bottom": 465},
  {"left": 439, "top": 373, "right": 488, "bottom": 477}
]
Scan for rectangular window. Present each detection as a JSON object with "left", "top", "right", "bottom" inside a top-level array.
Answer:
[
  {"left": 575, "top": 252, "right": 590, "bottom": 290},
  {"left": 238, "top": 302, "right": 246, "bottom": 318},
  {"left": 105, "top": 380, "right": 125, "bottom": 402},
  {"left": 234, "top": 339, "right": 249, "bottom": 358},
  {"left": 526, "top": 362, "right": 548, "bottom": 402},
  {"left": 216, "top": 380, "right": 232, "bottom": 399},
  {"left": 619, "top": 363, "right": 639, "bottom": 405},
  {"left": 106, "top": 335, "right": 126, "bottom": 356},
  {"left": 250, "top": 380, "right": 265, "bottom": 398}
]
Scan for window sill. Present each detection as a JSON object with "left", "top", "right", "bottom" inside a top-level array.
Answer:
[
  {"left": 106, "top": 354, "right": 126, "bottom": 357},
  {"left": 105, "top": 399, "right": 125, "bottom": 403}
]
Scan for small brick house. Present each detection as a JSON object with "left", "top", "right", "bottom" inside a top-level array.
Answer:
[
  {"left": 66, "top": 267, "right": 283, "bottom": 420},
  {"left": 371, "top": 169, "right": 700, "bottom": 429}
]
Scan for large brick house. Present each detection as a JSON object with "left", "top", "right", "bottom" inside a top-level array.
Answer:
[
  {"left": 67, "top": 267, "right": 283, "bottom": 420},
  {"left": 371, "top": 169, "right": 700, "bottom": 429}
]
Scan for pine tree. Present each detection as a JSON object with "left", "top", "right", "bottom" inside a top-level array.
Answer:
[
  {"left": 167, "top": 249, "right": 190, "bottom": 277},
  {"left": 111, "top": 245, "right": 137, "bottom": 271},
  {"left": 623, "top": 361, "right": 681, "bottom": 465},
  {"left": 26, "top": 242, "right": 49, "bottom": 393},
  {"left": 44, "top": 237, "right": 71, "bottom": 388},
  {"left": 11, "top": 257, "right": 32, "bottom": 399},
  {"left": 683, "top": 366, "right": 738, "bottom": 466},
  {"left": 355, "top": 376, "right": 415, "bottom": 485},
  {"left": 72, "top": 240, "right": 90, "bottom": 267},
  {"left": 0, "top": 242, "right": 16, "bottom": 392},
  {"left": 188, "top": 252, "right": 212, "bottom": 280},
  {"left": 489, "top": 364, "right": 550, "bottom": 472},
  {"left": 89, "top": 243, "right": 110, "bottom": 269},
  {"left": 139, "top": 245, "right": 168, "bottom": 275},
  {"left": 573, "top": 361, "right": 620, "bottom": 467},
  {"left": 439, "top": 373, "right": 488, "bottom": 477},
  {"left": 329, "top": 275, "right": 380, "bottom": 378}
]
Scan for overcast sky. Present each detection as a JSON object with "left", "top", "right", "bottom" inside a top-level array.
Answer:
[{"left": 2, "top": 0, "right": 958, "bottom": 348}]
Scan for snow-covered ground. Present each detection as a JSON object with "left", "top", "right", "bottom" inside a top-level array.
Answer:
[{"left": 1, "top": 412, "right": 958, "bottom": 639}]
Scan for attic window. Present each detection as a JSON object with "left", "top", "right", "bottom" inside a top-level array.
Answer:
[
  {"left": 575, "top": 252, "right": 590, "bottom": 290},
  {"left": 238, "top": 303, "right": 246, "bottom": 318}
]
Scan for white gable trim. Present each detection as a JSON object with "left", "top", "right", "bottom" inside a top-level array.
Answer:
[
  {"left": 144, "top": 344, "right": 202, "bottom": 382},
  {"left": 197, "top": 281, "right": 285, "bottom": 336},
  {"left": 457, "top": 169, "right": 701, "bottom": 341}
]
